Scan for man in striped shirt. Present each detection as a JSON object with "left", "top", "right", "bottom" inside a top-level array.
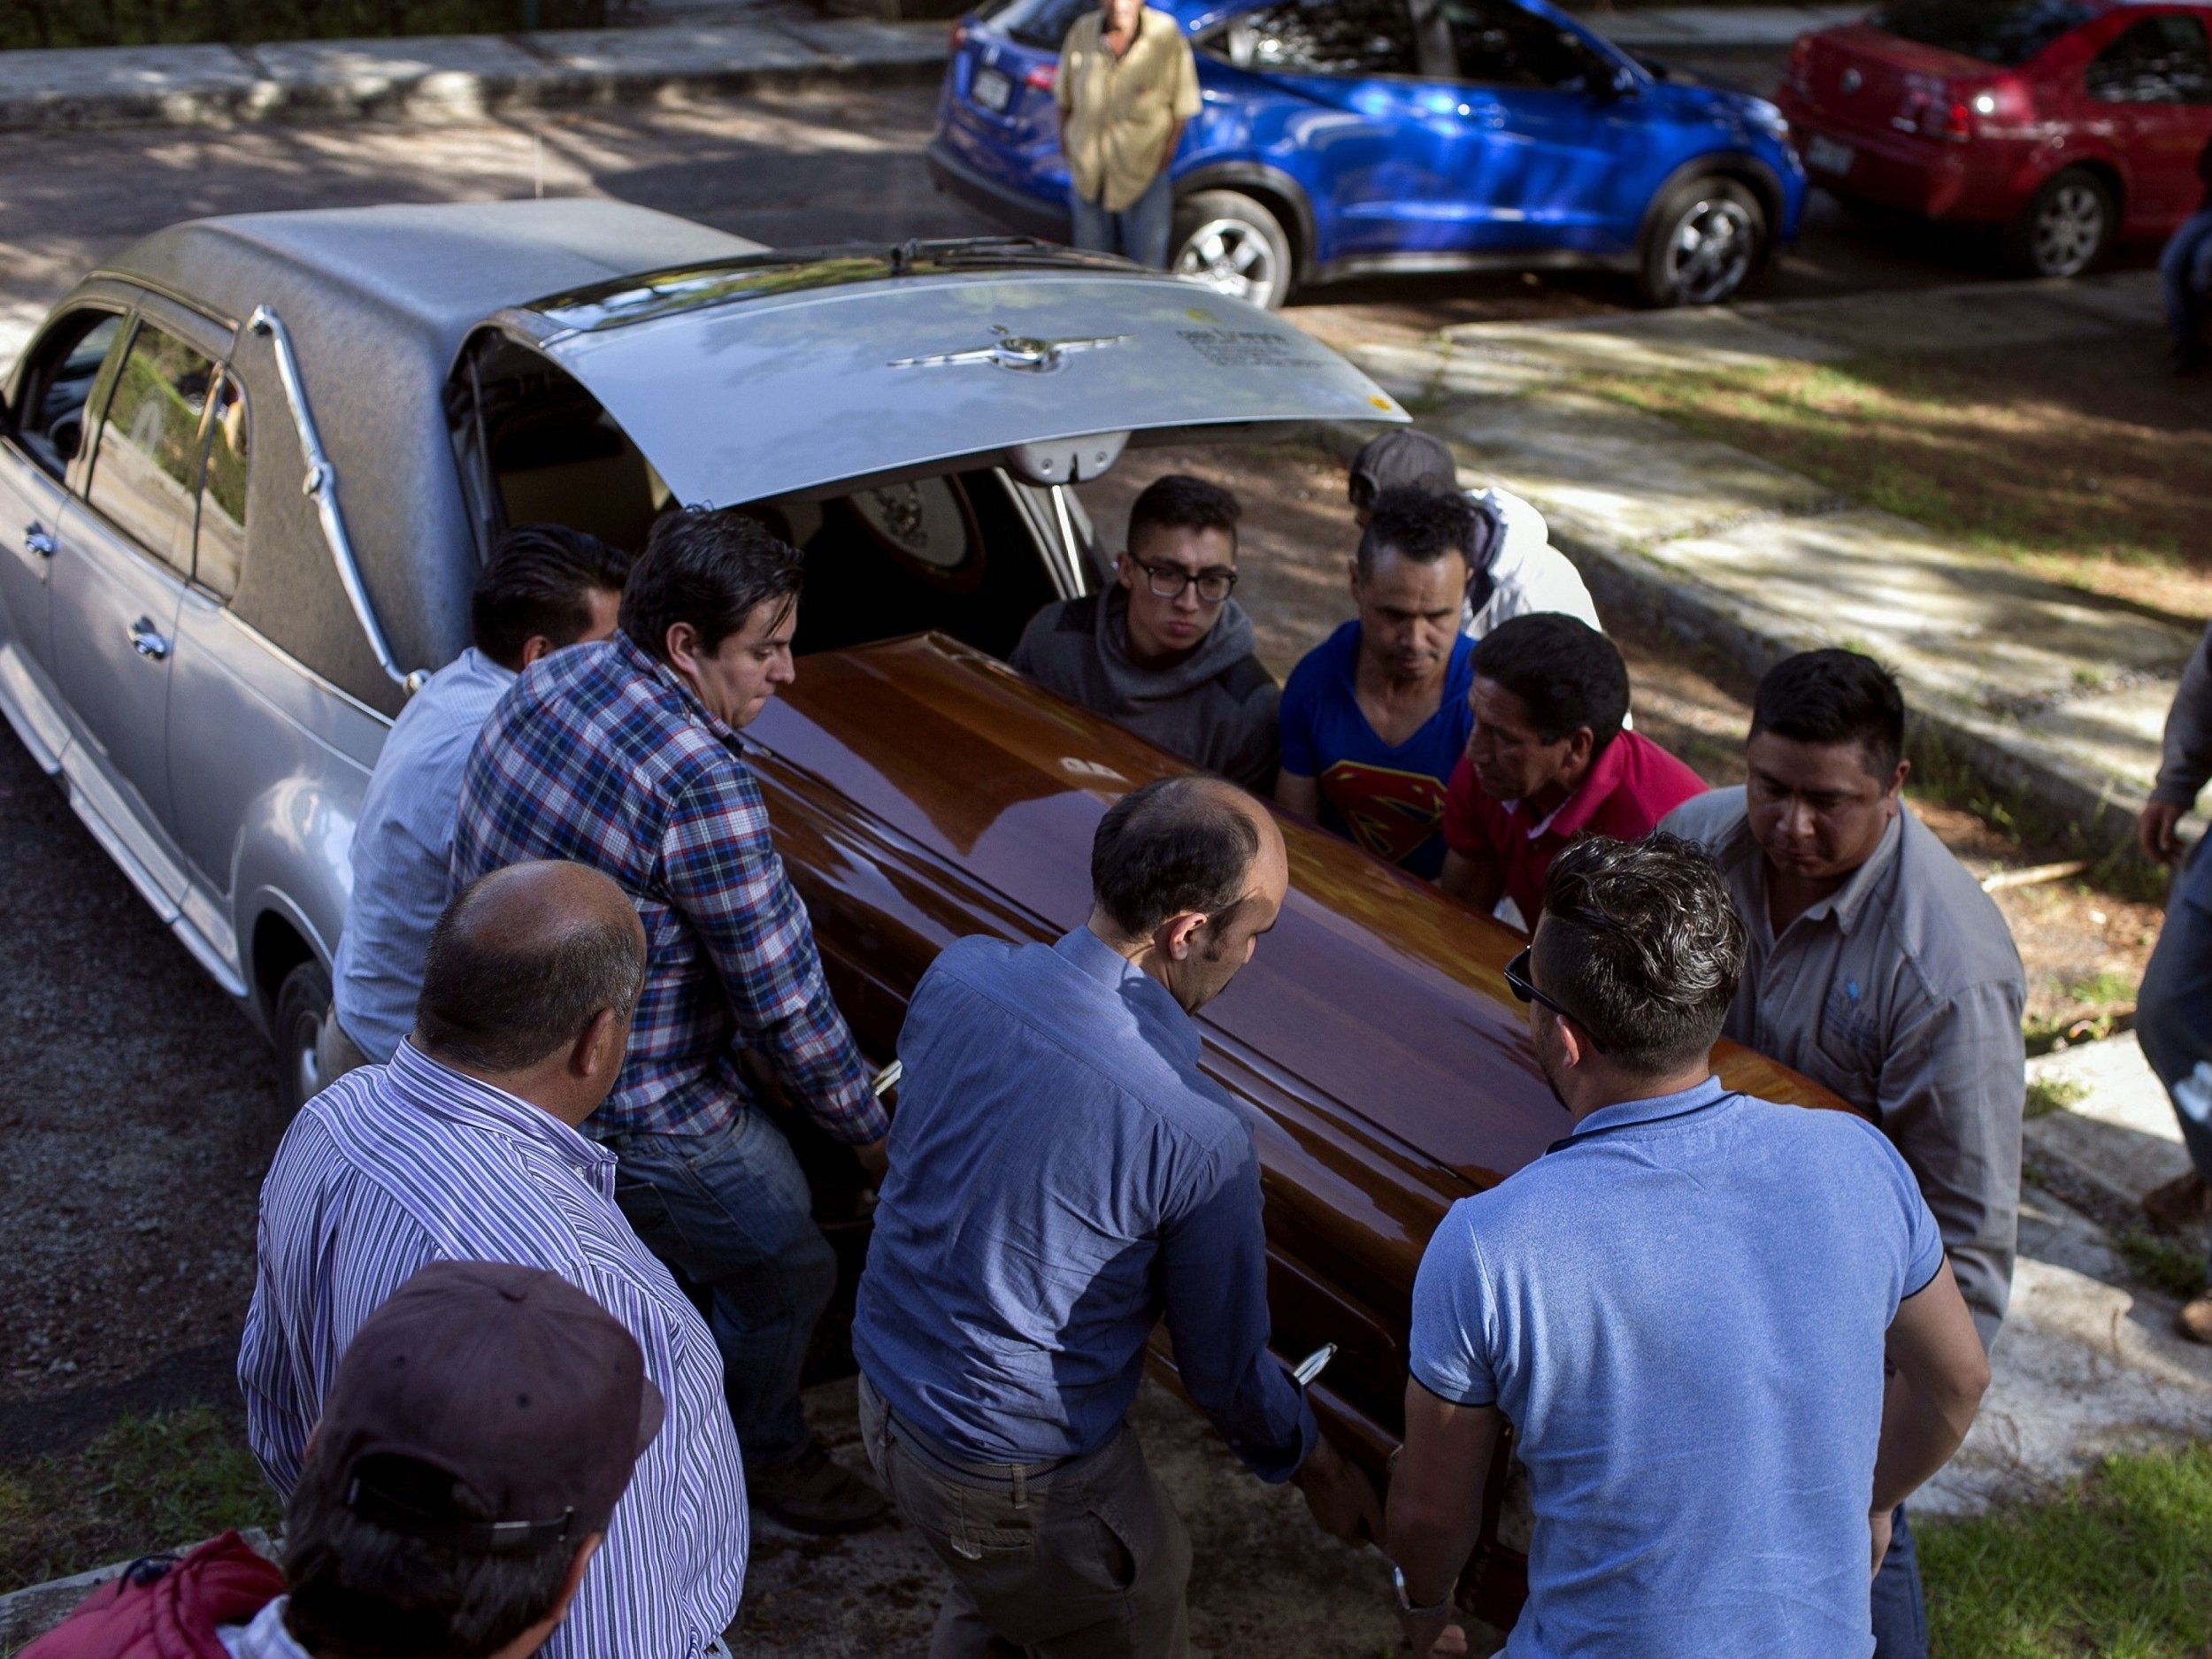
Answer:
[
  {"left": 239, "top": 861, "right": 749, "bottom": 1659},
  {"left": 452, "top": 509, "right": 888, "bottom": 1533}
]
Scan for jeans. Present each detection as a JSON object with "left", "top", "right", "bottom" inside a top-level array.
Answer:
[
  {"left": 1870, "top": 1503, "right": 1927, "bottom": 1659},
  {"left": 2161, "top": 209, "right": 2212, "bottom": 363},
  {"left": 2137, "top": 832, "right": 2212, "bottom": 1276},
  {"left": 606, "top": 1108, "right": 838, "bottom": 1471},
  {"left": 1068, "top": 171, "right": 1175, "bottom": 270},
  {"left": 857, "top": 1374, "right": 1192, "bottom": 1659}
]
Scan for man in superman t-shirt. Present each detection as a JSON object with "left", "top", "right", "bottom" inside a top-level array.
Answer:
[{"left": 1276, "top": 488, "right": 1477, "bottom": 879}]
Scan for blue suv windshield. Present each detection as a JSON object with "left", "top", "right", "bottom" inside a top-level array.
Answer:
[{"left": 979, "top": 0, "right": 1095, "bottom": 50}]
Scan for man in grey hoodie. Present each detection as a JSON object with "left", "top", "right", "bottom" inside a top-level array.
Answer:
[{"left": 1011, "top": 475, "right": 1280, "bottom": 793}]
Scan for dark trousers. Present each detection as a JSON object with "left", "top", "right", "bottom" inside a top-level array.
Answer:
[
  {"left": 605, "top": 1108, "right": 838, "bottom": 1471},
  {"left": 1068, "top": 172, "right": 1174, "bottom": 271},
  {"left": 856, "top": 1374, "right": 1192, "bottom": 1659},
  {"left": 2137, "top": 832, "right": 2212, "bottom": 1277},
  {"left": 1870, "top": 1504, "right": 1927, "bottom": 1659},
  {"left": 2162, "top": 209, "right": 2212, "bottom": 364}
]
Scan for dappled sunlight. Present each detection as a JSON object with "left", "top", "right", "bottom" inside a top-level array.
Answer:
[{"left": 1592, "top": 337, "right": 2212, "bottom": 611}]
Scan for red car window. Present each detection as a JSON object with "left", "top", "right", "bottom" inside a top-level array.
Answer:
[{"left": 2084, "top": 13, "right": 2212, "bottom": 104}]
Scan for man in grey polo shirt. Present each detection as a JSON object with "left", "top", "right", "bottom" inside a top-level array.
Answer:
[
  {"left": 1660, "top": 648, "right": 2024, "bottom": 1659},
  {"left": 1386, "top": 834, "right": 1989, "bottom": 1659}
]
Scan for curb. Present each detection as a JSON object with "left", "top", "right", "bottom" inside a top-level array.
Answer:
[
  {"left": 1308, "top": 414, "right": 2167, "bottom": 873},
  {"left": 1554, "top": 519, "right": 2160, "bottom": 871},
  {"left": 0, "top": 21, "right": 949, "bottom": 133}
]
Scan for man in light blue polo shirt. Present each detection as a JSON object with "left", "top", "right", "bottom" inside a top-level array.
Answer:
[
  {"left": 1384, "top": 833, "right": 1991, "bottom": 1659},
  {"left": 322, "top": 525, "right": 628, "bottom": 1079}
]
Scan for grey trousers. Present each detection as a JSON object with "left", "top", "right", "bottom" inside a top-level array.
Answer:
[
  {"left": 315, "top": 1003, "right": 371, "bottom": 1090},
  {"left": 856, "top": 1374, "right": 1191, "bottom": 1659}
]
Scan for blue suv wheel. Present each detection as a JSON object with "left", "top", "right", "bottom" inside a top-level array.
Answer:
[{"left": 1171, "top": 189, "right": 1294, "bottom": 310}]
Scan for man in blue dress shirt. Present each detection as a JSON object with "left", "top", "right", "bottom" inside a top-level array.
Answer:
[
  {"left": 852, "top": 774, "right": 1380, "bottom": 1657},
  {"left": 1385, "top": 835, "right": 1991, "bottom": 1659},
  {"left": 325, "top": 525, "right": 627, "bottom": 1077}
]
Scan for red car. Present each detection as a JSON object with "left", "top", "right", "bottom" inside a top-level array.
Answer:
[{"left": 1778, "top": 0, "right": 2212, "bottom": 274}]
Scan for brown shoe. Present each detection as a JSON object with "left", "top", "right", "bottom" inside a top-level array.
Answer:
[
  {"left": 2179, "top": 1292, "right": 2212, "bottom": 1346},
  {"left": 748, "top": 1440, "right": 889, "bottom": 1534},
  {"left": 2142, "top": 1171, "right": 2212, "bottom": 1232}
]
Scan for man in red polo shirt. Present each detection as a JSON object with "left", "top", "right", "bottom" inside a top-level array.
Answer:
[{"left": 1440, "top": 613, "right": 1707, "bottom": 926}]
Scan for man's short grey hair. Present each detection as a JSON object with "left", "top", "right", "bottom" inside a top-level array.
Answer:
[{"left": 414, "top": 866, "right": 645, "bottom": 1072}]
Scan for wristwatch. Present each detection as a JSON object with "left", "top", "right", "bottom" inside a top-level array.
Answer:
[{"left": 1392, "top": 1564, "right": 1454, "bottom": 1618}]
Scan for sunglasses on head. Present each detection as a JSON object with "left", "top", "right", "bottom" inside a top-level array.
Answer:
[{"left": 1504, "top": 947, "right": 1609, "bottom": 1055}]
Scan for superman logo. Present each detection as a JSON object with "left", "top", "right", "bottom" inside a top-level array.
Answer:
[{"left": 1320, "top": 760, "right": 1448, "bottom": 866}]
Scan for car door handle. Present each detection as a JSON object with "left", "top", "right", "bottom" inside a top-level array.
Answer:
[
  {"left": 24, "top": 523, "right": 55, "bottom": 558},
  {"left": 127, "top": 617, "right": 170, "bottom": 661}
]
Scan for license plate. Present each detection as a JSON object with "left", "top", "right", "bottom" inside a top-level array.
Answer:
[
  {"left": 1805, "top": 134, "right": 1855, "bottom": 176},
  {"left": 972, "top": 65, "right": 1012, "bottom": 113}
]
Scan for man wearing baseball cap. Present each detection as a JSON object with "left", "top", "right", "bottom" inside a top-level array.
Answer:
[
  {"left": 241, "top": 862, "right": 748, "bottom": 1659},
  {"left": 1347, "top": 430, "right": 1600, "bottom": 643},
  {"left": 226, "top": 1260, "right": 661, "bottom": 1659}
]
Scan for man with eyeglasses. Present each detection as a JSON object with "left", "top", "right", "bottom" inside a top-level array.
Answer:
[
  {"left": 1386, "top": 833, "right": 1989, "bottom": 1659},
  {"left": 1012, "top": 474, "right": 1280, "bottom": 791},
  {"left": 1659, "top": 649, "right": 2024, "bottom": 1659}
]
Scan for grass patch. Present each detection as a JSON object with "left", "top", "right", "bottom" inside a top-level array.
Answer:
[
  {"left": 2116, "top": 1230, "right": 2208, "bottom": 1302},
  {"left": 1581, "top": 355, "right": 2212, "bottom": 608},
  {"left": 4, "top": 0, "right": 608, "bottom": 50},
  {"left": 1921, "top": 1441, "right": 2212, "bottom": 1659},
  {"left": 0, "top": 1407, "right": 278, "bottom": 1592},
  {"left": 2024, "top": 1074, "right": 2089, "bottom": 1119}
]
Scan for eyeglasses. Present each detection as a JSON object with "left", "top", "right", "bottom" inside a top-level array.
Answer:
[
  {"left": 1134, "top": 557, "right": 1238, "bottom": 604},
  {"left": 1503, "top": 947, "right": 1609, "bottom": 1054}
]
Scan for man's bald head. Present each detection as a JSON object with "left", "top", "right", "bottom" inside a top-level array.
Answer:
[
  {"left": 414, "top": 862, "right": 647, "bottom": 1075},
  {"left": 1090, "top": 775, "right": 1282, "bottom": 944}
]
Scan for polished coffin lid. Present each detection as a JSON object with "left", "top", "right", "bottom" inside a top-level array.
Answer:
[
  {"left": 508, "top": 263, "right": 1409, "bottom": 509},
  {"left": 757, "top": 634, "right": 1846, "bottom": 1190}
]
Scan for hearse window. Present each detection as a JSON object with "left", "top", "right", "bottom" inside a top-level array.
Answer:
[
  {"left": 194, "top": 369, "right": 250, "bottom": 600},
  {"left": 1204, "top": 0, "right": 1421, "bottom": 76},
  {"left": 85, "top": 320, "right": 217, "bottom": 574},
  {"left": 2085, "top": 15, "right": 2212, "bottom": 104},
  {"left": 10, "top": 311, "right": 124, "bottom": 480}
]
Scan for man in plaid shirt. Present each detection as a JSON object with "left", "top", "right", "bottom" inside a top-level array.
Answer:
[{"left": 454, "top": 508, "right": 889, "bottom": 1534}]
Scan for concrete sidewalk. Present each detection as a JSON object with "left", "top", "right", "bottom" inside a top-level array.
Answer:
[
  {"left": 0, "top": 9, "right": 946, "bottom": 131},
  {"left": 0, "top": 2, "right": 1849, "bottom": 132},
  {"left": 1343, "top": 270, "right": 2204, "bottom": 865}
]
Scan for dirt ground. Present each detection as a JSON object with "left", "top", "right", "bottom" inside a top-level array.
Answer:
[
  {"left": 0, "top": 734, "right": 274, "bottom": 1414},
  {"left": 1590, "top": 327, "right": 2212, "bottom": 622},
  {"left": 1076, "top": 439, "right": 2168, "bottom": 1041}
]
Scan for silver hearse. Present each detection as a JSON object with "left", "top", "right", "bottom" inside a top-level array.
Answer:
[
  {"left": 0, "top": 199, "right": 1402, "bottom": 1116},
  {"left": 0, "top": 201, "right": 1853, "bottom": 1620}
]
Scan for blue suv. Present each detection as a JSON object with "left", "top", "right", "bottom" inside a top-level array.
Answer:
[{"left": 929, "top": 0, "right": 1807, "bottom": 308}]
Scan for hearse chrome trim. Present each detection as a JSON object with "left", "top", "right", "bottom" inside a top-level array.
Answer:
[
  {"left": 888, "top": 326, "right": 1132, "bottom": 373},
  {"left": 247, "top": 304, "right": 426, "bottom": 697}
]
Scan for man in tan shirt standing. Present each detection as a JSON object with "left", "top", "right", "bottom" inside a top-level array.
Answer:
[{"left": 1056, "top": 0, "right": 1200, "bottom": 268}]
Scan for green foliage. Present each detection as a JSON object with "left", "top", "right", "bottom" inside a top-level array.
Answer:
[
  {"left": 4, "top": 0, "right": 606, "bottom": 50},
  {"left": 0, "top": 1406, "right": 278, "bottom": 1593},
  {"left": 2023, "top": 1074, "right": 2088, "bottom": 1119},
  {"left": 2116, "top": 1230, "right": 2208, "bottom": 1302},
  {"left": 1919, "top": 1441, "right": 2212, "bottom": 1659}
]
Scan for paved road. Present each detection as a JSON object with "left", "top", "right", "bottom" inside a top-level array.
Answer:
[{"left": 0, "top": 70, "right": 2147, "bottom": 366}]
